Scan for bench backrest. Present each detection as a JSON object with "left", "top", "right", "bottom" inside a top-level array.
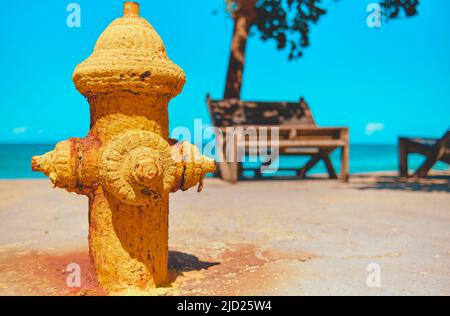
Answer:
[{"left": 206, "top": 95, "right": 316, "bottom": 127}]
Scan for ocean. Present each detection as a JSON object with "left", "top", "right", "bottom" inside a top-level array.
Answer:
[{"left": 0, "top": 144, "right": 448, "bottom": 179}]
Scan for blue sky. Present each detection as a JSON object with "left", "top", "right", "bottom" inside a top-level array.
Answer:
[{"left": 0, "top": 0, "right": 449, "bottom": 144}]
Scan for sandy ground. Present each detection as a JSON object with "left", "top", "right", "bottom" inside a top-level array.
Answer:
[{"left": 0, "top": 173, "right": 449, "bottom": 296}]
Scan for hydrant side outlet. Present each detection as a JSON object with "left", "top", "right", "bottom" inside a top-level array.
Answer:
[{"left": 31, "top": 2, "right": 215, "bottom": 293}]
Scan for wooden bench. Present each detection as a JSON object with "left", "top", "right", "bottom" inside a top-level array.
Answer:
[
  {"left": 207, "top": 95, "right": 350, "bottom": 182},
  {"left": 399, "top": 130, "right": 450, "bottom": 178}
]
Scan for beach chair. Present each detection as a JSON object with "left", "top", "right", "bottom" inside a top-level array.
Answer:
[
  {"left": 398, "top": 130, "right": 450, "bottom": 178},
  {"left": 206, "top": 95, "right": 350, "bottom": 183}
]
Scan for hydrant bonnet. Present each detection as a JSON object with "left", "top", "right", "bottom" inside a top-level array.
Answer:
[{"left": 72, "top": 2, "right": 186, "bottom": 97}]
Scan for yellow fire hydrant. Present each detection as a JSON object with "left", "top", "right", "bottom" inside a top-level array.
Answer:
[{"left": 31, "top": 2, "right": 215, "bottom": 293}]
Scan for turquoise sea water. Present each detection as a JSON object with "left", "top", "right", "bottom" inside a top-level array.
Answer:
[{"left": 0, "top": 144, "right": 448, "bottom": 179}]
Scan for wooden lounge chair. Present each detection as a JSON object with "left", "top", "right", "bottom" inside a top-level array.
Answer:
[
  {"left": 206, "top": 95, "right": 350, "bottom": 183},
  {"left": 398, "top": 130, "right": 450, "bottom": 178}
]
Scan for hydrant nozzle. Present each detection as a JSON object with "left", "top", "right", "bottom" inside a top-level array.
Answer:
[
  {"left": 31, "top": 2, "right": 215, "bottom": 293},
  {"left": 123, "top": 2, "right": 140, "bottom": 17},
  {"left": 32, "top": 139, "right": 79, "bottom": 190}
]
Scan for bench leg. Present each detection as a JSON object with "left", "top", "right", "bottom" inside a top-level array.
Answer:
[
  {"left": 217, "top": 162, "right": 230, "bottom": 182},
  {"left": 299, "top": 149, "right": 338, "bottom": 180},
  {"left": 216, "top": 134, "right": 238, "bottom": 183},
  {"left": 229, "top": 161, "right": 239, "bottom": 183},
  {"left": 398, "top": 138, "right": 409, "bottom": 177},
  {"left": 298, "top": 154, "right": 321, "bottom": 178},
  {"left": 322, "top": 153, "right": 338, "bottom": 179},
  {"left": 219, "top": 161, "right": 239, "bottom": 183},
  {"left": 413, "top": 148, "right": 443, "bottom": 178},
  {"left": 226, "top": 141, "right": 239, "bottom": 183},
  {"left": 340, "top": 131, "right": 349, "bottom": 182},
  {"left": 340, "top": 146, "right": 349, "bottom": 182}
]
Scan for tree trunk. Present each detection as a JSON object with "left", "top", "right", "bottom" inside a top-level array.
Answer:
[{"left": 224, "top": 0, "right": 257, "bottom": 99}]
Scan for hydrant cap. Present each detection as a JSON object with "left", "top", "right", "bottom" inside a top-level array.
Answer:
[{"left": 73, "top": 2, "right": 186, "bottom": 97}]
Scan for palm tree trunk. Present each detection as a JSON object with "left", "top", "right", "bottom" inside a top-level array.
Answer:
[{"left": 224, "top": 0, "right": 257, "bottom": 99}]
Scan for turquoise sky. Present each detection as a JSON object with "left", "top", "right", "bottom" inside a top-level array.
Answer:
[{"left": 0, "top": 0, "right": 449, "bottom": 144}]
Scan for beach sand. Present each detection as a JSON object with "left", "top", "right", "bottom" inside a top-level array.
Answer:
[{"left": 0, "top": 173, "right": 449, "bottom": 296}]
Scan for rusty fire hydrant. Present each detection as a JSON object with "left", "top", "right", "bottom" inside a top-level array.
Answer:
[{"left": 31, "top": 2, "right": 215, "bottom": 293}]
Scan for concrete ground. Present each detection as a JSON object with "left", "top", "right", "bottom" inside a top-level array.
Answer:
[{"left": 0, "top": 173, "right": 449, "bottom": 295}]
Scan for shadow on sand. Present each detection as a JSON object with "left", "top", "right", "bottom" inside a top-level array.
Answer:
[
  {"left": 354, "top": 174, "right": 450, "bottom": 193},
  {"left": 168, "top": 251, "right": 219, "bottom": 281}
]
